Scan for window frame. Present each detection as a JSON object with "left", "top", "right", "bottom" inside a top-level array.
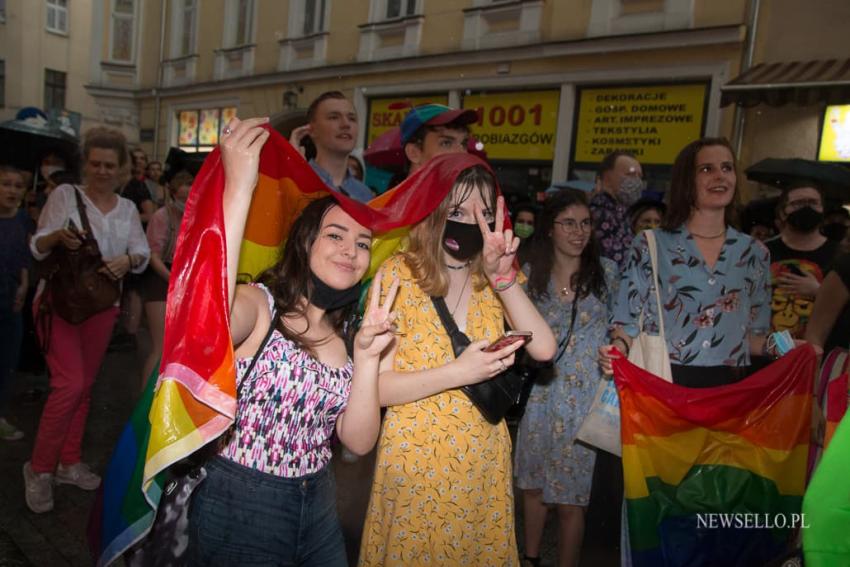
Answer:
[
  {"left": 300, "top": 0, "right": 327, "bottom": 36},
  {"left": 46, "top": 0, "right": 69, "bottom": 34},
  {"left": 170, "top": 0, "right": 198, "bottom": 58},
  {"left": 176, "top": 106, "right": 238, "bottom": 153},
  {"left": 222, "top": 0, "right": 256, "bottom": 47},
  {"left": 44, "top": 68, "right": 67, "bottom": 112},
  {"left": 108, "top": 0, "right": 137, "bottom": 63},
  {"left": 0, "top": 0, "right": 6, "bottom": 23}
]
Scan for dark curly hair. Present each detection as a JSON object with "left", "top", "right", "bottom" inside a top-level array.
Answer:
[
  {"left": 255, "top": 196, "right": 360, "bottom": 354},
  {"left": 527, "top": 189, "right": 607, "bottom": 302}
]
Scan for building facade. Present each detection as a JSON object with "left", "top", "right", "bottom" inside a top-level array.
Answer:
[{"left": 2, "top": 1, "right": 847, "bottom": 199}]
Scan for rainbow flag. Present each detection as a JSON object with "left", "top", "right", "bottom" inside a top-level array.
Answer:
[
  {"left": 614, "top": 346, "right": 816, "bottom": 567},
  {"left": 90, "top": 130, "right": 501, "bottom": 566}
]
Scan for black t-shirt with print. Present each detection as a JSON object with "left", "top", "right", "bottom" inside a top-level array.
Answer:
[
  {"left": 825, "top": 253, "right": 850, "bottom": 352},
  {"left": 766, "top": 237, "right": 839, "bottom": 338}
]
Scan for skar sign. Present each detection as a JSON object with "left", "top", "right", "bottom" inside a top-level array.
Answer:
[{"left": 574, "top": 84, "right": 707, "bottom": 165}]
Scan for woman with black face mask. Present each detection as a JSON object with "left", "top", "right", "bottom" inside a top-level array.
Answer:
[
  {"left": 187, "top": 118, "right": 399, "bottom": 566},
  {"left": 359, "top": 154, "right": 556, "bottom": 566}
]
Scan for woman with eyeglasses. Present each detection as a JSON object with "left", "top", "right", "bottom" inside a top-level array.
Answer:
[{"left": 515, "top": 189, "right": 617, "bottom": 567}]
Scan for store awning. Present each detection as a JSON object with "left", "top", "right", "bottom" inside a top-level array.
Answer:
[{"left": 720, "top": 59, "right": 850, "bottom": 107}]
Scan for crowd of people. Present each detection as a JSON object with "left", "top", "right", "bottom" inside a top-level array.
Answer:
[{"left": 2, "top": 91, "right": 849, "bottom": 567}]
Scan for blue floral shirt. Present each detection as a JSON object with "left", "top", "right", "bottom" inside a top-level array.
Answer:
[
  {"left": 611, "top": 226, "right": 771, "bottom": 367},
  {"left": 590, "top": 191, "right": 632, "bottom": 269}
]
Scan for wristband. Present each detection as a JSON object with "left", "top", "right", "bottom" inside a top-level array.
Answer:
[{"left": 492, "top": 270, "right": 517, "bottom": 293}]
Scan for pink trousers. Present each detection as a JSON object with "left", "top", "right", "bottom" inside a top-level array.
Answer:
[{"left": 31, "top": 302, "right": 118, "bottom": 473}]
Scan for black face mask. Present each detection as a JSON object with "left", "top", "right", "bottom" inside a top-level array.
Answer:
[
  {"left": 786, "top": 207, "right": 824, "bottom": 233},
  {"left": 822, "top": 222, "right": 848, "bottom": 241},
  {"left": 442, "top": 220, "right": 495, "bottom": 261},
  {"left": 309, "top": 271, "right": 361, "bottom": 311}
]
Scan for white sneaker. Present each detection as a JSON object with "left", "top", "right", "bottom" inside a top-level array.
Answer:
[
  {"left": 23, "top": 462, "right": 54, "bottom": 514},
  {"left": 55, "top": 462, "right": 101, "bottom": 490},
  {"left": 0, "top": 417, "right": 24, "bottom": 441}
]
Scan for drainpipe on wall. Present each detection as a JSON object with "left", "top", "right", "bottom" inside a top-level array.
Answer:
[
  {"left": 153, "top": 0, "right": 167, "bottom": 160},
  {"left": 732, "top": 0, "right": 760, "bottom": 160}
]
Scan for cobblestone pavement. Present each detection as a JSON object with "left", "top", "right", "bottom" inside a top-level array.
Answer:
[{"left": 0, "top": 341, "right": 617, "bottom": 567}]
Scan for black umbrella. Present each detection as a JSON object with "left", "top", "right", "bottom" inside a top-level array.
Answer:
[
  {"left": 0, "top": 118, "right": 79, "bottom": 173},
  {"left": 745, "top": 158, "right": 850, "bottom": 199}
]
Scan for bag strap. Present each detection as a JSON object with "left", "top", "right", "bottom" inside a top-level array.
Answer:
[
  {"left": 72, "top": 186, "right": 94, "bottom": 236},
  {"left": 431, "top": 296, "right": 471, "bottom": 357},
  {"left": 644, "top": 230, "right": 667, "bottom": 342},
  {"left": 552, "top": 296, "right": 579, "bottom": 364},
  {"left": 237, "top": 308, "right": 278, "bottom": 402}
]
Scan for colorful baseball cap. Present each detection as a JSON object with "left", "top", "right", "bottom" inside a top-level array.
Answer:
[{"left": 400, "top": 104, "right": 478, "bottom": 145}]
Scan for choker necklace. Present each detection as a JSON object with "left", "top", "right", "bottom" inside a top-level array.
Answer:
[
  {"left": 446, "top": 261, "right": 471, "bottom": 271},
  {"left": 690, "top": 229, "right": 726, "bottom": 239}
]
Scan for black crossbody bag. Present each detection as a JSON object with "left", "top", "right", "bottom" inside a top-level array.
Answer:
[{"left": 431, "top": 295, "right": 578, "bottom": 424}]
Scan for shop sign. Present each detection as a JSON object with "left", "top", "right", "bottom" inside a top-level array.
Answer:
[
  {"left": 818, "top": 105, "right": 850, "bottom": 162},
  {"left": 462, "top": 90, "right": 560, "bottom": 161},
  {"left": 366, "top": 95, "right": 448, "bottom": 145},
  {"left": 573, "top": 83, "right": 707, "bottom": 165}
]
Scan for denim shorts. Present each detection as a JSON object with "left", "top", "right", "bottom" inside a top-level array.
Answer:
[{"left": 188, "top": 456, "right": 347, "bottom": 566}]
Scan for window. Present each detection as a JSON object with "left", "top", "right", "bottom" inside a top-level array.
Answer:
[
  {"left": 44, "top": 69, "right": 66, "bottom": 111},
  {"left": 172, "top": 0, "right": 197, "bottom": 57},
  {"left": 177, "top": 107, "right": 237, "bottom": 153},
  {"left": 46, "top": 0, "right": 69, "bottom": 34},
  {"left": 0, "top": 61, "right": 5, "bottom": 108},
  {"left": 110, "top": 0, "right": 136, "bottom": 62},
  {"left": 0, "top": 0, "right": 6, "bottom": 22},
  {"left": 302, "top": 0, "right": 326, "bottom": 35},
  {"left": 385, "top": 0, "right": 416, "bottom": 19},
  {"left": 234, "top": 0, "right": 253, "bottom": 45}
]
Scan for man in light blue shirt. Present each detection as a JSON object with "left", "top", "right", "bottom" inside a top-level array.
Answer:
[{"left": 290, "top": 91, "right": 374, "bottom": 203}]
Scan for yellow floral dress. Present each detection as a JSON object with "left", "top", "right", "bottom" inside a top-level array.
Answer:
[{"left": 359, "top": 254, "right": 519, "bottom": 567}]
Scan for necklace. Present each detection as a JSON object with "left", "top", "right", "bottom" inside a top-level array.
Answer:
[
  {"left": 560, "top": 286, "right": 572, "bottom": 297},
  {"left": 450, "top": 270, "right": 472, "bottom": 317},
  {"left": 689, "top": 229, "right": 726, "bottom": 239},
  {"left": 446, "top": 261, "right": 471, "bottom": 271}
]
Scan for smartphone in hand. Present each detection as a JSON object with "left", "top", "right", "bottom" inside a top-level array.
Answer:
[{"left": 483, "top": 331, "right": 532, "bottom": 352}]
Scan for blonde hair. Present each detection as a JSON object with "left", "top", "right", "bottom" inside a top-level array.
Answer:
[{"left": 402, "top": 166, "right": 496, "bottom": 297}]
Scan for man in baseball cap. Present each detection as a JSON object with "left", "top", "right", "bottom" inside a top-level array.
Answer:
[{"left": 401, "top": 104, "right": 479, "bottom": 175}]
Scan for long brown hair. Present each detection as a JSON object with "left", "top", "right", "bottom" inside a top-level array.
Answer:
[
  {"left": 663, "top": 137, "right": 740, "bottom": 230},
  {"left": 402, "top": 166, "right": 496, "bottom": 297},
  {"left": 527, "top": 189, "right": 607, "bottom": 301},
  {"left": 256, "top": 196, "right": 360, "bottom": 353}
]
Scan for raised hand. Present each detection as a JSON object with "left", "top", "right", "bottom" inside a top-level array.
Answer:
[
  {"left": 288, "top": 124, "right": 312, "bottom": 158},
  {"left": 475, "top": 196, "right": 519, "bottom": 286},
  {"left": 220, "top": 116, "right": 271, "bottom": 196},
  {"left": 354, "top": 270, "right": 401, "bottom": 358}
]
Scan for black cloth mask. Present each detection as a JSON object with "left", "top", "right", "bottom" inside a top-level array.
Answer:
[
  {"left": 786, "top": 207, "right": 824, "bottom": 233},
  {"left": 309, "top": 271, "right": 361, "bottom": 311},
  {"left": 442, "top": 220, "right": 496, "bottom": 261}
]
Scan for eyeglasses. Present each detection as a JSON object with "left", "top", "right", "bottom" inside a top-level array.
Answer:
[
  {"left": 786, "top": 198, "right": 822, "bottom": 211},
  {"left": 553, "top": 219, "right": 593, "bottom": 233}
]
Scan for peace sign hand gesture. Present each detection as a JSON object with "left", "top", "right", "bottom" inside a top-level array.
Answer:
[
  {"left": 475, "top": 196, "right": 520, "bottom": 287},
  {"left": 354, "top": 269, "right": 401, "bottom": 358}
]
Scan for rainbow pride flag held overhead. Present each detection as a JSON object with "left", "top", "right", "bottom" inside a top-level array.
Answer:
[
  {"left": 91, "top": 129, "right": 505, "bottom": 566},
  {"left": 614, "top": 346, "right": 816, "bottom": 567}
]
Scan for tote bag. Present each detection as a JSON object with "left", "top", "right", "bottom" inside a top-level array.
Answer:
[
  {"left": 576, "top": 230, "right": 672, "bottom": 455},
  {"left": 627, "top": 230, "right": 673, "bottom": 382}
]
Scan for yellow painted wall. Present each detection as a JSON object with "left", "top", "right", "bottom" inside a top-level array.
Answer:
[
  {"left": 418, "top": 0, "right": 465, "bottom": 55},
  {"left": 693, "top": 0, "right": 747, "bottom": 28},
  {"left": 544, "top": 0, "right": 593, "bottom": 42},
  {"left": 325, "top": 1, "right": 369, "bottom": 64}
]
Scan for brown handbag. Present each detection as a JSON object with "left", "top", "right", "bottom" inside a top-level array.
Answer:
[{"left": 43, "top": 187, "right": 122, "bottom": 324}]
